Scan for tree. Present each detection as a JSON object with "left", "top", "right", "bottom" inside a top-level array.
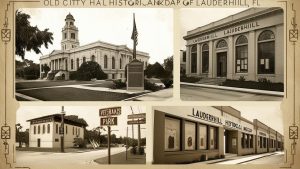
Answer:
[
  {"left": 16, "top": 10, "right": 53, "bottom": 59},
  {"left": 163, "top": 56, "right": 173, "bottom": 75},
  {"left": 76, "top": 61, "right": 107, "bottom": 81},
  {"left": 144, "top": 62, "right": 166, "bottom": 78}
]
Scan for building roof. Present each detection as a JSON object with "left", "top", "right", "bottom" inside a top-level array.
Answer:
[
  {"left": 27, "top": 114, "right": 88, "bottom": 127},
  {"left": 65, "top": 13, "right": 75, "bottom": 21},
  {"left": 184, "top": 7, "right": 283, "bottom": 40}
]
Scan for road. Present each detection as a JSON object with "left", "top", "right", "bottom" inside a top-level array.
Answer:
[
  {"left": 181, "top": 85, "right": 283, "bottom": 101},
  {"left": 16, "top": 147, "right": 125, "bottom": 166}
]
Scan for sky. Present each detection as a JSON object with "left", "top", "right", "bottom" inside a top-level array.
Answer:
[
  {"left": 179, "top": 8, "right": 248, "bottom": 50},
  {"left": 17, "top": 8, "right": 173, "bottom": 64},
  {"left": 233, "top": 102, "right": 283, "bottom": 134},
  {"left": 17, "top": 106, "right": 146, "bottom": 138}
]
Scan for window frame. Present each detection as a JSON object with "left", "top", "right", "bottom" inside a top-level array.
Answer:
[
  {"left": 235, "top": 35, "right": 248, "bottom": 73},
  {"left": 257, "top": 30, "right": 275, "bottom": 74}
]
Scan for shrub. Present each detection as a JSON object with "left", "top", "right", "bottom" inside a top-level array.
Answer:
[
  {"left": 23, "top": 64, "right": 40, "bottom": 80},
  {"left": 161, "top": 78, "right": 173, "bottom": 88},
  {"left": 69, "top": 71, "right": 77, "bottom": 80},
  {"left": 76, "top": 61, "right": 107, "bottom": 81},
  {"left": 73, "top": 138, "right": 87, "bottom": 148},
  {"left": 138, "top": 146, "right": 145, "bottom": 155},
  {"left": 111, "top": 79, "right": 126, "bottom": 89},
  {"left": 239, "top": 76, "right": 246, "bottom": 82},
  {"left": 144, "top": 79, "right": 162, "bottom": 92},
  {"left": 180, "top": 75, "right": 201, "bottom": 83},
  {"left": 130, "top": 145, "right": 137, "bottom": 154}
]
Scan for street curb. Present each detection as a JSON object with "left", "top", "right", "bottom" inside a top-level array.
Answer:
[
  {"left": 181, "top": 82, "right": 284, "bottom": 97},
  {"left": 237, "top": 153, "right": 277, "bottom": 164}
]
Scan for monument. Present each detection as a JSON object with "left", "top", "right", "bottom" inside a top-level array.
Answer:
[{"left": 127, "top": 14, "right": 144, "bottom": 91}]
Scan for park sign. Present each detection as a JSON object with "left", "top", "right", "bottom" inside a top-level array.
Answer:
[
  {"left": 101, "top": 117, "right": 118, "bottom": 126},
  {"left": 127, "top": 118, "right": 146, "bottom": 125},
  {"left": 128, "top": 113, "right": 146, "bottom": 119},
  {"left": 99, "top": 107, "right": 121, "bottom": 117}
]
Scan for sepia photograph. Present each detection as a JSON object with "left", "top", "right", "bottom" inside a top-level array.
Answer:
[
  {"left": 16, "top": 105, "right": 146, "bottom": 165},
  {"left": 153, "top": 105, "right": 284, "bottom": 164},
  {"left": 180, "top": 7, "right": 284, "bottom": 101},
  {"left": 15, "top": 8, "right": 173, "bottom": 101}
]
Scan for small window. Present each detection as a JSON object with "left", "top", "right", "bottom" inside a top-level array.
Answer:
[
  {"left": 71, "top": 59, "right": 74, "bottom": 69},
  {"left": 55, "top": 138, "right": 59, "bottom": 142},
  {"left": 64, "top": 33, "right": 67, "bottom": 39},
  {"left": 104, "top": 55, "right": 108, "bottom": 68},
  {"left": 112, "top": 57, "right": 115, "bottom": 69},
  {"left": 70, "top": 22, "right": 73, "bottom": 26},
  {"left": 76, "top": 58, "right": 79, "bottom": 69},
  {"left": 38, "top": 125, "right": 40, "bottom": 134},
  {"left": 71, "top": 33, "right": 75, "bottom": 39},
  {"left": 47, "top": 124, "right": 50, "bottom": 134}
]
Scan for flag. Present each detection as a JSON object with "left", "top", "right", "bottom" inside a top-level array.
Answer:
[{"left": 131, "top": 14, "right": 138, "bottom": 46}]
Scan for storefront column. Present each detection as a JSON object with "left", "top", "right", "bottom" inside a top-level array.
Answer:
[
  {"left": 248, "top": 31, "right": 256, "bottom": 81},
  {"left": 186, "top": 46, "right": 191, "bottom": 75},
  {"left": 237, "top": 131, "right": 242, "bottom": 156},
  {"left": 39, "top": 63, "right": 42, "bottom": 79},
  {"left": 227, "top": 36, "right": 234, "bottom": 79},
  {"left": 219, "top": 127, "right": 225, "bottom": 157},
  {"left": 208, "top": 41, "right": 213, "bottom": 78},
  {"left": 275, "top": 25, "right": 284, "bottom": 83},
  {"left": 153, "top": 111, "right": 165, "bottom": 164},
  {"left": 197, "top": 43, "right": 201, "bottom": 75}
]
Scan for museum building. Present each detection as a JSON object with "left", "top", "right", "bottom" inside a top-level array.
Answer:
[
  {"left": 39, "top": 13, "right": 150, "bottom": 80},
  {"left": 27, "top": 114, "right": 88, "bottom": 148},
  {"left": 183, "top": 7, "right": 284, "bottom": 83},
  {"left": 153, "top": 106, "right": 284, "bottom": 164}
]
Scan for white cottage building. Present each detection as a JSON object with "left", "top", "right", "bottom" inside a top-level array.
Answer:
[
  {"left": 40, "top": 13, "right": 150, "bottom": 80},
  {"left": 183, "top": 7, "right": 284, "bottom": 83},
  {"left": 27, "top": 114, "right": 88, "bottom": 148}
]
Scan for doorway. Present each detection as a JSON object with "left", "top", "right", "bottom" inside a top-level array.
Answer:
[
  {"left": 37, "top": 138, "right": 41, "bottom": 147},
  {"left": 224, "top": 129, "right": 238, "bottom": 155},
  {"left": 217, "top": 52, "right": 227, "bottom": 77}
]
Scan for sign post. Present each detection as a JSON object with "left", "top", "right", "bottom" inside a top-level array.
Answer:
[
  {"left": 99, "top": 107, "right": 121, "bottom": 165},
  {"left": 127, "top": 113, "right": 146, "bottom": 154}
]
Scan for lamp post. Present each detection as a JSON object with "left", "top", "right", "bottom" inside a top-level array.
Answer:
[{"left": 60, "top": 106, "right": 66, "bottom": 153}]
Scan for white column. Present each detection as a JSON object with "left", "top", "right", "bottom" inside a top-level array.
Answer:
[
  {"left": 40, "top": 63, "right": 42, "bottom": 79},
  {"left": 197, "top": 43, "right": 201, "bottom": 75},
  {"left": 227, "top": 36, "right": 234, "bottom": 79},
  {"left": 208, "top": 41, "right": 214, "bottom": 78},
  {"left": 248, "top": 31, "right": 256, "bottom": 81}
]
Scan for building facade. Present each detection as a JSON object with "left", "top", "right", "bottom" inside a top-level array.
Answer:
[
  {"left": 40, "top": 13, "right": 150, "bottom": 80},
  {"left": 27, "top": 114, "right": 87, "bottom": 148},
  {"left": 183, "top": 8, "right": 284, "bottom": 83},
  {"left": 153, "top": 106, "right": 284, "bottom": 164}
]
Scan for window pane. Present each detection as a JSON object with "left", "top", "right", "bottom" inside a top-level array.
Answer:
[
  {"left": 165, "top": 117, "right": 181, "bottom": 151},
  {"left": 210, "top": 126, "right": 218, "bottom": 149},
  {"left": 199, "top": 124, "right": 207, "bottom": 150},
  {"left": 236, "top": 45, "right": 248, "bottom": 73},
  {"left": 202, "top": 51, "right": 209, "bottom": 73},
  {"left": 185, "top": 121, "right": 196, "bottom": 150}
]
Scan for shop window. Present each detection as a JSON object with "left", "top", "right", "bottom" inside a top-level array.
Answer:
[
  {"left": 112, "top": 57, "right": 115, "bottom": 69},
  {"left": 71, "top": 59, "right": 74, "bottom": 69},
  {"left": 250, "top": 135, "right": 253, "bottom": 148},
  {"left": 184, "top": 121, "right": 196, "bottom": 150},
  {"left": 56, "top": 124, "right": 58, "bottom": 134},
  {"left": 34, "top": 126, "right": 36, "bottom": 134},
  {"left": 235, "top": 35, "right": 248, "bottom": 73},
  {"left": 199, "top": 124, "right": 207, "bottom": 150},
  {"left": 241, "top": 133, "right": 245, "bottom": 148},
  {"left": 210, "top": 126, "right": 218, "bottom": 149},
  {"left": 191, "top": 45, "right": 197, "bottom": 73},
  {"left": 104, "top": 55, "right": 108, "bottom": 68},
  {"left": 47, "top": 124, "right": 50, "bottom": 134},
  {"left": 245, "top": 134, "right": 249, "bottom": 148},
  {"left": 216, "top": 39, "right": 227, "bottom": 49},
  {"left": 91, "top": 55, "right": 96, "bottom": 62},
  {"left": 258, "top": 30, "right": 275, "bottom": 74},
  {"left": 263, "top": 137, "right": 267, "bottom": 148},
  {"left": 165, "top": 116, "right": 181, "bottom": 151},
  {"left": 202, "top": 44, "right": 209, "bottom": 73}
]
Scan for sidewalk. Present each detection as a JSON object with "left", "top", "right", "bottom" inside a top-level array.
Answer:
[
  {"left": 123, "top": 88, "right": 173, "bottom": 101},
  {"left": 93, "top": 151, "right": 146, "bottom": 164},
  {"left": 181, "top": 82, "right": 284, "bottom": 97}
]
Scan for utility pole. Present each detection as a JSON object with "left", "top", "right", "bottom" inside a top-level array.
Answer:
[
  {"left": 108, "top": 126, "right": 111, "bottom": 164},
  {"left": 60, "top": 106, "right": 66, "bottom": 153}
]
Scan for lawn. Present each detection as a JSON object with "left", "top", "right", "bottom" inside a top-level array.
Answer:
[{"left": 17, "top": 87, "right": 142, "bottom": 101}]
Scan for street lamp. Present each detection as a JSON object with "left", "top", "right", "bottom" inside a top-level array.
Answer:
[{"left": 60, "top": 106, "right": 66, "bottom": 153}]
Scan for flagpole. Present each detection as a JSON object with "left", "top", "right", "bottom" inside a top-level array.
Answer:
[{"left": 133, "top": 13, "right": 136, "bottom": 60}]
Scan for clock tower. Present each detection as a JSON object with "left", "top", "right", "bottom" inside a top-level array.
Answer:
[{"left": 61, "top": 13, "right": 79, "bottom": 50}]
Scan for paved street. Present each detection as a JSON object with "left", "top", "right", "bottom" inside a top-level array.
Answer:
[
  {"left": 16, "top": 147, "right": 125, "bottom": 166},
  {"left": 181, "top": 85, "right": 283, "bottom": 101}
]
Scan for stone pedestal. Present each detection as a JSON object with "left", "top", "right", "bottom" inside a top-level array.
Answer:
[{"left": 127, "top": 59, "right": 144, "bottom": 91}]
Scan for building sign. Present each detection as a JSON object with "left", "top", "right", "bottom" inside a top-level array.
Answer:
[
  {"left": 101, "top": 117, "right": 118, "bottom": 126},
  {"left": 258, "top": 131, "right": 267, "bottom": 137},
  {"left": 188, "top": 108, "right": 222, "bottom": 125},
  {"left": 243, "top": 127, "right": 252, "bottom": 133},
  {"left": 31, "top": 118, "right": 53, "bottom": 125},
  {"left": 225, "top": 120, "right": 242, "bottom": 130},
  {"left": 99, "top": 107, "right": 121, "bottom": 117},
  {"left": 223, "top": 22, "right": 260, "bottom": 36}
]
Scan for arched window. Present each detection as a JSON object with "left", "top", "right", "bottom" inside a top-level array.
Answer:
[
  {"left": 91, "top": 55, "right": 96, "bottom": 62},
  {"left": 47, "top": 124, "right": 50, "bottom": 133},
  {"left": 202, "top": 43, "right": 209, "bottom": 73},
  {"left": 235, "top": 35, "right": 248, "bottom": 73},
  {"left": 76, "top": 58, "right": 79, "bottom": 69},
  {"left": 104, "top": 55, "right": 108, "bottom": 68},
  {"left": 83, "top": 57, "right": 86, "bottom": 63},
  {"left": 191, "top": 45, "right": 197, "bottom": 73},
  {"left": 216, "top": 39, "right": 227, "bottom": 49},
  {"left": 120, "top": 58, "right": 122, "bottom": 69},
  {"left": 258, "top": 30, "right": 275, "bottom": 74},
  {"left": 112, "top": 57, "right": 115, "bottom": 69},
  {"left": 71, "top": 59, "right": 74, "bottom": 70}
]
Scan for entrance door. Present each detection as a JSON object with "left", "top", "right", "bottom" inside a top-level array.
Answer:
[
  {"left": 224, "top": 129, "right": 238, "bottom": 155},
  {"left": 37, "top": 139, "right": 41, "bottom": 147},
  {"left": 217, "top": 52, "right": 227, "bottom": 77}
]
